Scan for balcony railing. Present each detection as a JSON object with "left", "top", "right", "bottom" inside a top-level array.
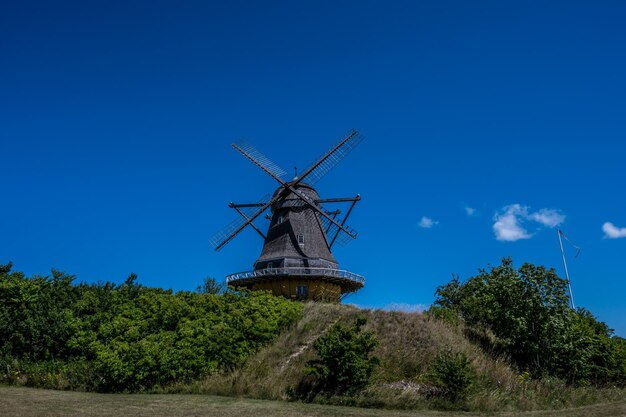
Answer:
[{"left": 226, "top": 267, "right": 365, "bottom": 285}]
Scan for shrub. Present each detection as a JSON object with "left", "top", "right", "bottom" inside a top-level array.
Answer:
[
  {"left": 430, "top": 350, "right": 474, "bottom": 403},
  {"left": 426, "top": 305, "right": 460, "bottom": 326},
  {"left": 0, "top": 264, "right": 78, "bottom": 362},
  {"left": 298, "top": 317, "right": 379, "bottom": 399}
]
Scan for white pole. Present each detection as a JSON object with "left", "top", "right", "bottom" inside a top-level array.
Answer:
[{"left": 558, "top": 228, "right": 575, "bottom": 309}]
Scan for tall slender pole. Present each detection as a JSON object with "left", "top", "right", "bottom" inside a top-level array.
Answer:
[{"left": 558, "top": 228, "right": 575, "bottom": 309}]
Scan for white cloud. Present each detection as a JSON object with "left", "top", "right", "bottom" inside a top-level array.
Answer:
[
  {"left": 418, "top": 216, "right": 439, "bottom": 228},
  {"left": 602, "top": 222, "right": 626, "bottom": 239},
  {"left": 493, "top": 204, "right": 532, "bottom": 241},
  {"left": 493, "top": 204, "right": 565, "bottom": 242},
  {"left": 464, "top": 206, "right": 476, "bottom": 216},
  {"left": 529, "top": 209, "right": 566, "bottom": 228}
]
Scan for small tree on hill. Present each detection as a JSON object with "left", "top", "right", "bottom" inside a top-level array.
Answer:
[
  {"left": 302, "top": 317, "right": 379, "bottom": 398},
  {"left": 430, "top": 350, "right": 474, "bottom": 403}
]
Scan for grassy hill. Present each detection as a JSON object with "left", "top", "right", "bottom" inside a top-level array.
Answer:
[{"left": 160, "top": 303, "right": 625, "bottom": 412}]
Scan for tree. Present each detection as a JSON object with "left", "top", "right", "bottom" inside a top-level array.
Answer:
[
  {"left": 434, "top": 258, "right": 571, "bottom": 378},
  {"left": 196, "top": 276, "right": 224, "bottom": 295},
  {"left": 563, "top": 308, "right": 626, "bottom": 385},
  {"left": 432, "top": 258, "right": 626, "bottom": 386}
]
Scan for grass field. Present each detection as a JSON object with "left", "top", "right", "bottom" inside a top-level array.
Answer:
[{"left": 1, "top": 386, "right": 625, "bottom": 417}]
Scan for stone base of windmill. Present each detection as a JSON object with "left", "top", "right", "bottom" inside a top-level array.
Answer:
[
  {"left": 250, "top": 278, "right": 342, "bottom": 302},
  {"left": 226, "top": 267, "right": 365, "bottom": 303}
]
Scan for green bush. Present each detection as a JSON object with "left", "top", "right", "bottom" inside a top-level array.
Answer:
[
  {"left": 426, "top": 305, "right": 460, "bottom": 326},
  {"left": 0, "top": 262, "right": 303, "bottom": 392},
  {"left": 0, "top": 263, "right": 78, "bottom": 362},
  {"left": 430, "top": 350, "right": 474, "bottom": 402},
  {"left": 298, "top": 317, "right": 379, "bottom": 399}
]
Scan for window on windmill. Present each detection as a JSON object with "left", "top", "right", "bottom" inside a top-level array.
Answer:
[
  {"left": 276, "top": 215, "right": 284, "bottom": 225},
  {"left": 297, "top": 234, "right": 305, "bottom": 245},
  {"left": 296, "top": 285, "right": 308, "bottom": 299},
  {"left": 267, "top": 262, "right": 273, "bottom": 269}
]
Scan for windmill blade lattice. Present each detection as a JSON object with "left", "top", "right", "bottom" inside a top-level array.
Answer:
[
  {"left": 321, "top": 215, "right": 357, "bottom": 246},
  {"left": 297, "top": 129, "right": 363, "bottom": 186},
  {"left": 232, "top": 140, "right": 287, "bottom": 180},
  {"left": 209, "top": 194, "right": 271, "bottom": 250}
]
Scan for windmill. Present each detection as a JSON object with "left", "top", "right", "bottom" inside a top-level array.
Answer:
[{"left": 209, "top": 129, "right": 365, "bottom": 302}]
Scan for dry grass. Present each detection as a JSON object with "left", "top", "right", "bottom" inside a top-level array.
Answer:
[
  {"left": 161, "top": 302, "right": 355, "bottom": 399},
  {"left": 158, "top": 303, "right": 625, "bottom": 412},
  {"left": 2, "top": 386, "right": 625, "bottom": 417}
]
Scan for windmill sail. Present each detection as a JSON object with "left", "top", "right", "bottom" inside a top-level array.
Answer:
[
  {"left": 295, "top": 129, "right": 363, "bottom": 186},
  {"left": 209, "top": 194, "right": 271, "bottom": 250},
  {"left": 232, "top": 140, "right": 287, "bottom": 181}
]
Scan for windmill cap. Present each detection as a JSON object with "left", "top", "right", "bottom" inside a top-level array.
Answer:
[{"left": 272, "top": 181, "right": 316, "bottom": 197}]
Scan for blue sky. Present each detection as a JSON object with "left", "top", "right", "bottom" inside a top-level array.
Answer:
[{"left": 1, "top": 1, "right": 625, "bottom": 335}]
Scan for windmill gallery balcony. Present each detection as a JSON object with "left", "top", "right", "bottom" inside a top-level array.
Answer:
[{"left": 226, "top": 266, "right": 365, "bottom": 297}]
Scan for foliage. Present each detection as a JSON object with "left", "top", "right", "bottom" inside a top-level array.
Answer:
[
  {"left": 0, "top": 264, "right": 78, "bottom": 362},
  {"left": 298, "top": 317, "right": 379, "bottom": 399},
  {"left": 426, "top": 305, "right": 460, "bottom": 326},
  {"left": 0, "top": 262, "right": 302, "bottom": 392},
  {"left": 432, "top": 258, "right": 626, "bottom": 386},
  {"left": 564, "top": 308, "right": 626, "bottom": 385},
  {"left": 430, "top": 350, "right": 474, "bottom": 402}
]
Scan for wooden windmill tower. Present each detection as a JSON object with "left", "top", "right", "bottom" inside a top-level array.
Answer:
[{"left": 210, "top": 129, "right": 365, "bottom": 302}]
